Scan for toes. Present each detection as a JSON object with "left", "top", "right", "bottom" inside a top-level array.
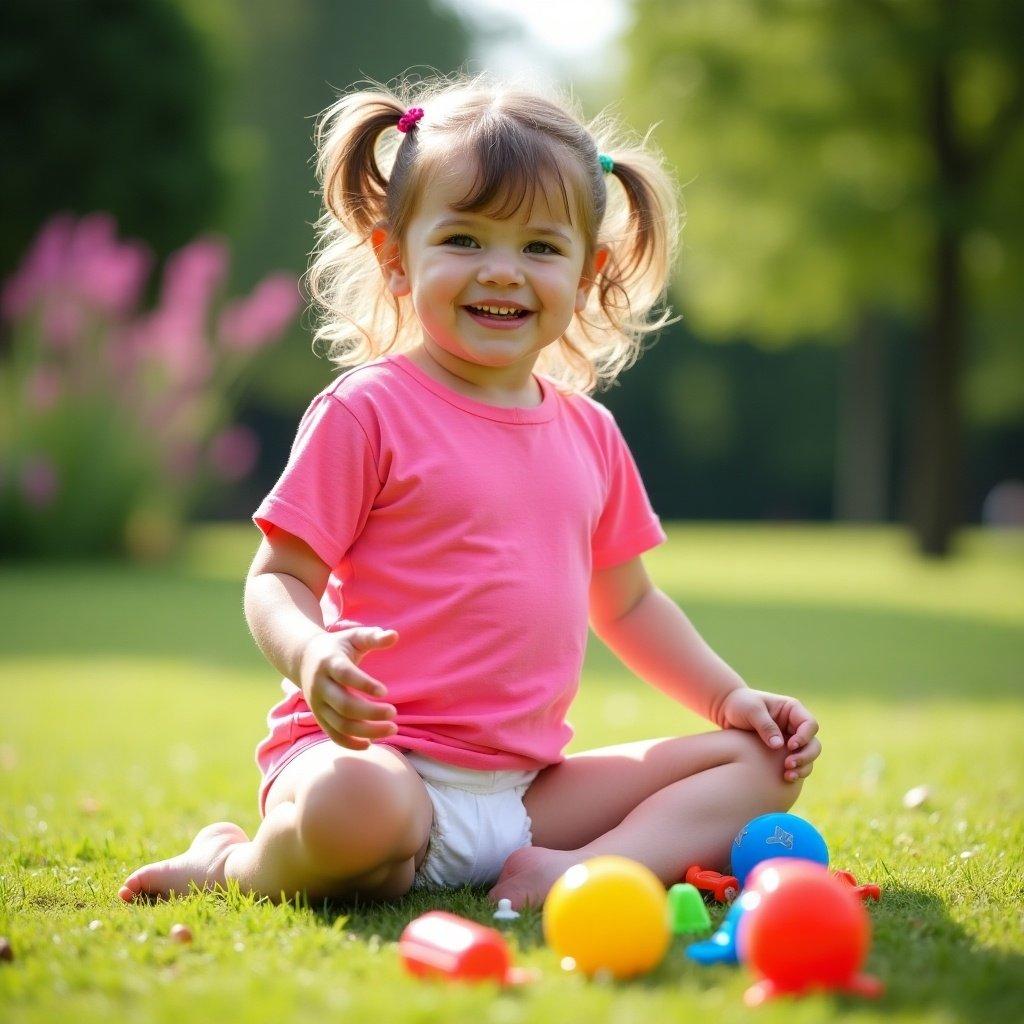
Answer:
[{"left": 120, "top": 863, "right": 165, "bottom": 902}]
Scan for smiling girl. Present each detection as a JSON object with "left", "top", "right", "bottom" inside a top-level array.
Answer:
[{"left": 120, "top": 72, "right": 820, "bottom": 910}]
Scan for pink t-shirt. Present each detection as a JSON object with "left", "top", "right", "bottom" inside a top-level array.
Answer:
[{"left": 252, "top": 353, "right": 666, "bottom": 772}]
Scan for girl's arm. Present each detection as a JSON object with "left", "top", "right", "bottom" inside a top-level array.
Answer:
[
  {"left": 589, "top": 557, "right": 820, "bottom": 768},
  {"left": 244, "top": 527, "right": 399, "bottom": 751},
  {"left": 244, "top": 527, "right": 333, "bottom": 684},
  {"left": 590, "top": 559, "right": 744, "bottom": 727}
]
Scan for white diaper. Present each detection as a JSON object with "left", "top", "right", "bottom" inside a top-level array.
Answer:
[{"left": 406, "top": 752, "right": 539, "bottom": 889}]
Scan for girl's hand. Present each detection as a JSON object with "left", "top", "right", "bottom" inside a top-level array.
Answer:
[
  {"left": 299, "top": 626, "right": 400, "bottom": 751},
  {"left": 717, "top": 687, "right": 821, "bottom": 782}
]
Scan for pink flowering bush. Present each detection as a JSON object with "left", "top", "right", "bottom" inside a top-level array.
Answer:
[{"left": 0, "top": 213, "right": 301, "bottom": 560}]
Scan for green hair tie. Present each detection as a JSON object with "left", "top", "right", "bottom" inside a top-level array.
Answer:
[{"left": 598, "top": 153, "right": 614, "bottom": 174}]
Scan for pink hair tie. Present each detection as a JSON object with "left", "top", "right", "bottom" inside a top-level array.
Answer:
[{"left": 397, "top": 107, "right": 424, "bottom": 134}]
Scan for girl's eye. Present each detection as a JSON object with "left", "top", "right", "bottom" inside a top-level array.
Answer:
[{"left": 441, "top": 235, "right": 561, "bottom": 256}]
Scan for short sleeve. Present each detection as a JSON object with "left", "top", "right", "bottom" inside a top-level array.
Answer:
[
  {"left": 590, "top": 415, "right": 667, "bottom": 571},
  {"left": 252, "top": 394, "right": 382, "bottom": 569}
]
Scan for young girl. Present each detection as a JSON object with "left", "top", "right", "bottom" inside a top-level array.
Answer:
[{"left": 120, "top": 73, "right": 820, "bottom": 910}]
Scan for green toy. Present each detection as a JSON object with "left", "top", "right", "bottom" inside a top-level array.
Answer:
[{"left": 667, "top": 882, "right": 711, "bottom": 935}]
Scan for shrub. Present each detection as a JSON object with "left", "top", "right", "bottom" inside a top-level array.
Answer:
[{"left": 0, "top": 212, "right": 300, "bottom": 561}]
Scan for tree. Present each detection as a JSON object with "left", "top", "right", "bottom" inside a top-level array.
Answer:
[
  {"left": 0, "top": 0, "right": 227, "bottom": 277},
  {"left": 624, "top": 0, "right": 1024, "bottom": 554}
]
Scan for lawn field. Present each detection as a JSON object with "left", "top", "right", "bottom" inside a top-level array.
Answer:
[{"left": 1, "top": 523, "right": 1022, "bottom": 1023}]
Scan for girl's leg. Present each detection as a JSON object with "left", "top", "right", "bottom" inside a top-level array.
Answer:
[
  {"left": 490, "top": 729, "right": 801, "bottom": 908},
  {"left": 120, "top": 742, "right": 433, "bottom": 904}
]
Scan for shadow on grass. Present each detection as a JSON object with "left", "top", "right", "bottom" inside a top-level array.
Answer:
[
  {"left": 2, "top": 561, "right": 1019, "bottom": 700},
  {"left": 307, "top": 884, "right": 1021, "bottom": 1022}
]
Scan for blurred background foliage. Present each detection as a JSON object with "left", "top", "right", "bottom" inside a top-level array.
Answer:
[
  {"left": 1, "top": 0, "right": 1021, "bottom": 560},
  {"left": 622, "top": 0, "right": 1024, "bottom": 554}
]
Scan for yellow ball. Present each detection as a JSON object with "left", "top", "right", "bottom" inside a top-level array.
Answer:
[{"left": 543, "top": 855, "right": 670, "bottom": 979}]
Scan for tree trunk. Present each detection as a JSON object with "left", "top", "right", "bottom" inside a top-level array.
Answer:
[
  {"left": 907, "top": 51, "right": 967, "bottom": 557},
  {"left": 834, "top": 310, "right": 890, "bottom": 522}
]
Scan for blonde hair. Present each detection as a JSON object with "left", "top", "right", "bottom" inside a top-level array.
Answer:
[{"left": 307, "top": 71, "right": 682, "bottom": 395}]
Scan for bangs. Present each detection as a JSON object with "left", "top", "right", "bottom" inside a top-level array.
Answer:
[{"left": 435, "top": 125, "right": 586, "bottom": 228}]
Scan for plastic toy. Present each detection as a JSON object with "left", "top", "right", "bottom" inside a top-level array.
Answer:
[
  {"left": 667, "top": 882, "right": 712, "bottom": 934},
  {"left": 543, "top": 855, "right": 670, "bottom": 979},
  {"left": 685, "top": 897, "right": 748, "bottom": 964},
  {"left": 730, "top": 812, "right": 829, "bottom": 886},
  {"left": 834, "top": 869, "right": 882, "bottom": 902},
  {"left": 493, "top": 898, "right": 520, "bottom": 921},
  {"left": 736, "top": 859, "right": 884, "bottom": 1005},
  {"left": 684, "top": 865, "right": 740, "bottom": 902},
  {"left": 399, "top": 911, "right": 536, "bottom": 985}
]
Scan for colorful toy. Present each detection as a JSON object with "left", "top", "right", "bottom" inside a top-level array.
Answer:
[
  {"left": 747, "top": 858, "right": 882, "bottom": 904},
  {"left": 667, "top": 882, "right": 712, "bottom": 935},
  {"left": 399, "top": 911, "right": 536, "bottom": 985},
  {"left": 493, "top": 898, "right": 520, "bottom": 921},
  {"left": 543, "top": 855, "right": 670, "bottom": 979},
  {"left": 685, "top": 897, "right": 748, "bottom": 964},
  {"left": 684, "top": 865, "right": 740, "bottom": 902},
  {"left": 834, "top": 869, "right": 882, "bottom": 902},
  {"left": 736, "top": 859, "right": 884, "bottom": 1005},
  {"left": 730, "top": 812, "right": 829, "bottom": 886}
]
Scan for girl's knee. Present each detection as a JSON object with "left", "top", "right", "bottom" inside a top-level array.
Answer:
[
  {"left": 724, "top": 729, "right": 801, "bottom": 812},
  {"left": 294, "top": 752, "right": 429, "bottom": 876}
]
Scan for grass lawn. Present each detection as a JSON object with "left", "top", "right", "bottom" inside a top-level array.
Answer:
[{"left": 1, "top": 523, "right": 1022, "bottom": 1023}]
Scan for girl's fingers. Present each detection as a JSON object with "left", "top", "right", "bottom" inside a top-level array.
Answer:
[
  {"left": 327, "top": 684, "right": 396, "bottom": 722},
  {"left": 786, "top": 709, "right": 819, "bottom": 750},
  {"left": 748, "top": 705, "right": 785, "bottom": 748},
  {"left": 336, "top": 716, "right": 399, "bottom": 741},
  {"left": 318, "top": 705, "right": 370, "bottom": 750},
  {"left": 784, "top": 737, "right": 822, "bottom": 770},
  {"left": 318, "top": 701, "right": 397, "bottom": 744},
  {"left": 330, "top": 661, "right": 389, "bottom": 697}
]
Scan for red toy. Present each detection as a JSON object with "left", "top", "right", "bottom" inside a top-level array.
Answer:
[
  {"left": 738, "top": 860, "right": 884, "bottom": 1006},
  {"left": 684, "top": 865, "right": 740, "bottom": 902},
  {"left": 746, "top": 860, "right": 882, "bottom": 904},
  {"left": 833, "top": 869, "right": 882, "bottom": 902},
  {"left": 398, "top": 911, "right": 536, "bottom": 986}
]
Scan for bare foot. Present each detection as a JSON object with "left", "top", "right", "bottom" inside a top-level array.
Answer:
[
  {"left": 487, "top": 845, "right": 579, "bottom": 910},
  {"left": 119, "top": 822, "right": 249, "bottom": 903}
]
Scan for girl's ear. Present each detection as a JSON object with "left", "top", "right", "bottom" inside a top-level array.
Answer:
[
  {"left": 371, "top": 223, "right": 411, "bottom": 298},
  {"left": 575, "top": 244, "right": 610, "bottom": 313}
]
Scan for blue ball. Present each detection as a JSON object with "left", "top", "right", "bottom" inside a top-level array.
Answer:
[{"left": 730, "top": 812, "right": 829, "bottom": 886}]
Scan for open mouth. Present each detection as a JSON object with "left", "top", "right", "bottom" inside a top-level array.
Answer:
[{"left": 463, "top": 305, "right": 533, "bottom": 322}]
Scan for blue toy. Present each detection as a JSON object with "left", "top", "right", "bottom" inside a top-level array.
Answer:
[
  {"left": 730, "top": 813, "right": 829, "bottom": 887},
  {"left": 685, "top": 895, "right": 749, "bottom": 964}
]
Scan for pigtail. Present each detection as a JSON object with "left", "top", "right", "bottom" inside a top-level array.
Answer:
[
  {"left": 316, "top": 92, "right": 406, "bottom": 238},
  {"left": 564, "top": 119, "right": 682, "bottom": 392},
  {"left": 307, "top": 81, "right": 419, "bottom": 366}
]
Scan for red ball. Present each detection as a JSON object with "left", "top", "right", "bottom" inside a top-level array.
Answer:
[{"left": 739, "top": 859, "right": 870, "bottom": 992}]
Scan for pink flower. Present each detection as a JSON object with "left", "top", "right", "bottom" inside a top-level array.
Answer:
[
  {"left": 69, "top": 214, "right": 152, "bottom": 316},
  {"left": 1, "top": 213, "right": 153, "bottom": 324},
  {"left": 25, "top": 367, "right": 63, "bottom": 412},
  {"left": 160, "top": 237, "right": 229, "bottom": 332},
  {"left": 218, "top": 273, "right": 301, "bottom": 353},
  {"left": 40, "top": 295, "right": 85, "bottom": 350},
  {"left": 132, "top": 308, "right": 214, "bottom": 390},
  {"left": 0, "top": 214, "right": 75, "bottom": 320},
  {"left": 20, "top": 455, "right": 59, "bottom": 508},
  {"left": 208, "top": 425, "right": 259, "bottom": 482},
  {"left": 132, "top": 237, "right": 228, "bottom": 389}
]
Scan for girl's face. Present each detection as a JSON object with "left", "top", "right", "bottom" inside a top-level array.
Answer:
[{"left": 373, "top": 161, "right": 608, "bottom": 383}]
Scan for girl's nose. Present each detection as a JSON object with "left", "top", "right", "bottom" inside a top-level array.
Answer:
[{"left": 477, "top": 257, "right": 524, "bottom": 287}]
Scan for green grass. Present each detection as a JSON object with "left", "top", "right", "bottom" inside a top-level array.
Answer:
[{"left": 1, "top": 523, "right": 1022, "bottom": 1023}]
